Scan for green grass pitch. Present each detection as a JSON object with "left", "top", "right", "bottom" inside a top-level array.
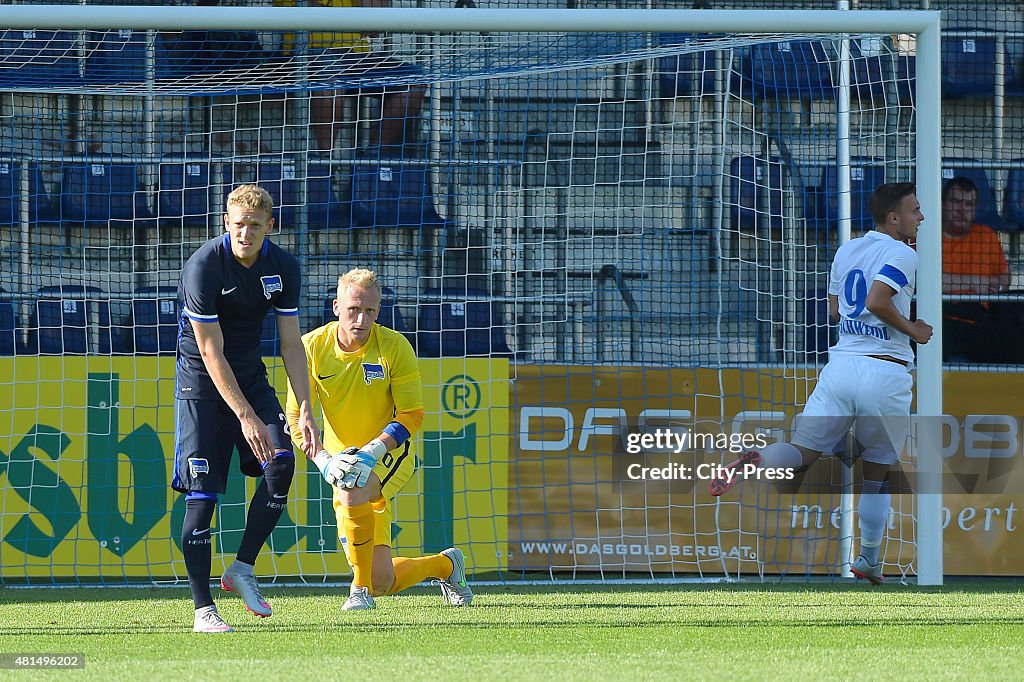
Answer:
[{"left": 1, "top": 582, "right": 1023, "bottom": 680}]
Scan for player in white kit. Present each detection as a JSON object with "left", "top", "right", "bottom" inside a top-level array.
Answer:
[{"left": 708, "top": 183, "right": 933, "bottom": 584}]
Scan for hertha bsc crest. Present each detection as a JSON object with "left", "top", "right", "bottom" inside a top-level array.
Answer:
[
  {"left": 362, "top": 363, "right": 385, "bottom": 385},
  {"left": 260, "top": 274, "right": 283, "bottom": 299}
]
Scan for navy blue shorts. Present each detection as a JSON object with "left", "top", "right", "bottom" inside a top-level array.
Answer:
[{"left": 172, "top": 383, "right": 292, "bottom": 495}]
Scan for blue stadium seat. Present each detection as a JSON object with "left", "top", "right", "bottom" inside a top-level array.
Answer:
[
  {"left": 28, "top": 164, "right": 61, "bottom": 224},
  {"left": 729, "top": 156, "right": 785, "bottom": 232},
  {"left": 416, "top": 287, "right": 513, "bottom": 358},
  {"left": 809, "top": 159, "right": 886, "bottom": 232},
  {"left": 0, "top": 162, "right": 53, "bottom": 225},
  {"left": 236, "top": 160, "right": 300, "bottom": 227},
  {"left": 803, "top": 288, "right": 833, "bottom": 365},
  {"left": 849, "top": 37, "right": 915, "bottom": 102},
  {"left": 129, "top": 285, "right": 179, "bottom": 355},
  {"left": 83, "top": 29, "right": 173, "bottom": 84},
  {"left": 1002, "top": 163, "right": 1024, "bottom": 230},
  {"left": 746, "top": 40, "right": 835, "bottom": 100},
  {"left": 159, "top": 162, "right": 233, "bottom": 227},
  {"left": 0, "top": 289, "right": 17, "bottom": 356},
  {"left": 942, "top": 33, "right": 1006, "bottom": 98},
  {"left": 0, "top": 161, "right": 16, "bottom": 226},
  {"left": 658, "top": 34, "right": 716, "bottom": 98},
  {"left": 30, "top": 285, "right": 112, "bottom": 355},
  {"left": 0, "top": 30, "right": 81, "bottom": 88},
  {"left": 85, "top": 28, "right": 276, "bottom": 83},
  {"left": 305, "top": 169, "right": 349, "bottom": 229},
  {"left": 157, "top": 29, "right": 270, "bottom": 78},
  {"left": 61, "top": 163, "right": 153, "bottom": 225},
  {"left": 350, "top": 161, "right": 447, "bottom": 229},
  {"left": 942, "top": 161, "right": 1005, "bottom": 229}
]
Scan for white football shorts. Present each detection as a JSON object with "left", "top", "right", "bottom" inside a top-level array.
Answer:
[{"left": 791, "top": 354, "right": 913, "bottom": 465}]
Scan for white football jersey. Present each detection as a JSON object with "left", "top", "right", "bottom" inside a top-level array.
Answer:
[{"left": 827, "top": 230, "right": 918, "bottom": 362}]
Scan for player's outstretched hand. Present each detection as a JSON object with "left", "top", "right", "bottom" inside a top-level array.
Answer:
[
  {"left": 911, "top": 319, "right": 934, "bottom": 344},
  {"left": 338, "top": 446, "right": 379, "bottom": 489}
]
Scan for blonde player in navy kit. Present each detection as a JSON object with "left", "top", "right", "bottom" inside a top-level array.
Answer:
[
  {"left": 174, "top": 184, "right": 321, "bottom": 633},
  {"left": 709, "top": 183, "right": 933, "bottom": 584},
  {"left": 286, "top": 268, "right": 472, "bottom": 610}
]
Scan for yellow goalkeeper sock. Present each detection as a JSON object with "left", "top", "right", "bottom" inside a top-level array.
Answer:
[
  {"left": 342, "top": 502, "right": 376, "bottom": 592},
  {"left": 386, "top": 554, "right": 454, "bottom": 595}
]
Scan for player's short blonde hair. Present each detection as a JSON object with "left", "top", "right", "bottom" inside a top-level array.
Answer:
[
  {"left": 338, "top": 268, "right": 382, "bottom": 296},
  {"left": 226, "top": 184, "right": 274, "bottom": 217}
]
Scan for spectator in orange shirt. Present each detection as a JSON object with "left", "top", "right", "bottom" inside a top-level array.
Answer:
[
  {"left": 942, "top": 176, "right": 1010, "bottom": 294},
  {"left": 941, "top": 176, "right": 1011, "bottom": 362}
]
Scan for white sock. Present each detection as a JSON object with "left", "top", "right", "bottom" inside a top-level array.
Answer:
[
  {"left": 759, "top": 442, "right": 803, "bottom": 470},
  {"left": 195, "top": 604, "right": 217, "bottom": 615},
  {"left": 858, "top": 479, "right": 890, "bottom": 565}
]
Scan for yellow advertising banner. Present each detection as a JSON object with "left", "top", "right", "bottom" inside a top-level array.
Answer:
[
  {"left": 0, "top": 356, "right": 508, "bottom": 581},
  {"left": 509, "top": 366, "right": 1024, "bottom": 577}
]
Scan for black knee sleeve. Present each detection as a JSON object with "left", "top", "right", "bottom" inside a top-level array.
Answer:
[{"left": 263, "top": 453, "right": 295, "bottom": 498}]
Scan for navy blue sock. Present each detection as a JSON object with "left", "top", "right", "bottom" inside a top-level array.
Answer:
[
  {"left": 181, "top": 494, "right": 217, "bottom": 609},
  {"left": 237, "top": 454, "right": 294, "bottom": 566}
]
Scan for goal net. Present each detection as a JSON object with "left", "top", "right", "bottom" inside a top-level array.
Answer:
[{"left": 0, "top": 7, "right": 942, "bottom": 585}]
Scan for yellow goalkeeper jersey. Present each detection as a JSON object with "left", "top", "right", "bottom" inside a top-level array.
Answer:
[{"left": 286, "top": 321, "right": 423, "bottom": 453}]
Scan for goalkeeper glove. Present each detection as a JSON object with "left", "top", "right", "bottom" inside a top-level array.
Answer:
[
  {"left": 312, "top": 449, "right": 349, "bottom": 487},
  {"left": 338, "top": 439, "right": 388, "bottom": 489}
]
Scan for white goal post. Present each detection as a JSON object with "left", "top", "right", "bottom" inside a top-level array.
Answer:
[{"left": 0, "top": 6, "right": 943, "bottom": 585}]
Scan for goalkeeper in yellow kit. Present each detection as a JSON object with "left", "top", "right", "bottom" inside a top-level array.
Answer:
[{"left": 285, "top": 268, "right": 472, "bottom": 610}]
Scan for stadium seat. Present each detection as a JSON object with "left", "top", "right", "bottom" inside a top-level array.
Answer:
[
  {"left": 159, "top": 162, "right": 233, "bottom": 228},
  {"left": 808, "top": 159, "right": 886, "bottom": 232},
  {"left": 83, "top": 29, "right": 175, "bottom": 84},
  {"left": 1002, "top": 164, "right": 1024, "bottom": 230},
  {"left": 0, "top": 30, "right": 81, "bottom": 88},
  {"left": 305, "top": 169, "right": 349, "bottom": 229},
  {"left": 29, "top": 164, "right": 62, "bottom": 224},
  {"left": 235, "top": 160, "right": 299, "bottom": 227},
  {"left": 0, "top": 162, "right": 53, "bottom": 225},
  {"left": 350, "top": 160, "right": 447, "bottom": 229},
  {"left": 746, "top": 40, "right": 836, "bottom": 100},
  {"left": 941, "top": 160, "right": 1005, "bottom": 229},
  {"left": 29, "top": 285, "right": 112, "bottom": 355},
  {"left": 941, "top": 33, "right": 1007, "bottom": 98},
  {"left": 658, "top": 33, "right": 716, "bottom": 98},
  {"left": 849, "top": 37, "right": 915, "bottom": 102},
  {"left": 60, "top": 163, "right": 153, "bottom": 226},
  {"left": 157, "top": 29, "right": 271, "bottom": 78},
  {"left": 129, "top": 285, "right": 179, "bottom": 355},
  {"left": 0, "top": 161, "right": 16, "bottom": 226},
  {"left": 803, "top": 288, "right": 833, "bottom": 365},
  {"left": 729, "top": 155, "right": 785, "bottom": 232},
  {"left": 416, "top": 287, "right": 513, "bottom": 358},
  {"left": 0, "top": 289, "right": 17, "bottom": 356}
]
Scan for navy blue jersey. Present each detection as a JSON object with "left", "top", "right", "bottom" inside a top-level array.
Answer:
[{"left": 176, "top": 234, "right": 301, "bottom": 399}]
